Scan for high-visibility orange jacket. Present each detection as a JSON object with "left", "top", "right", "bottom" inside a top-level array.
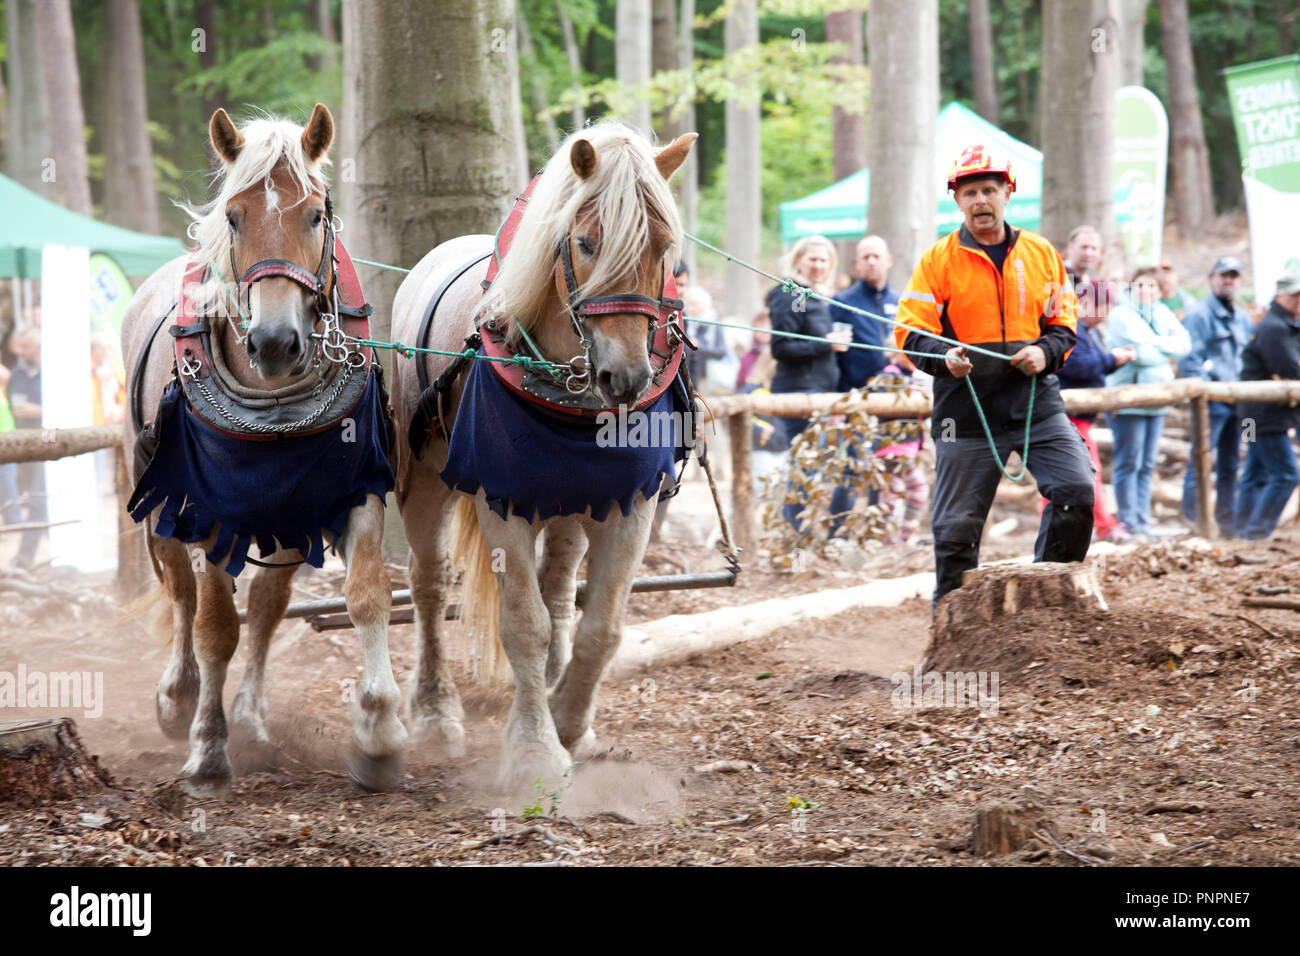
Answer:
[{"left": 893, "top": 223, "right": 1078, "bottom": 437}]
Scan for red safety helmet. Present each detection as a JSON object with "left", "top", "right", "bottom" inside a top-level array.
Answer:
[{"left": 947, "top": 145, "right": 1016, "bottom": 193}]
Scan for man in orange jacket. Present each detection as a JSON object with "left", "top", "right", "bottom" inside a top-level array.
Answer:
[{"left": 894, "top": 145, "right": 1095, "bottom": 607}]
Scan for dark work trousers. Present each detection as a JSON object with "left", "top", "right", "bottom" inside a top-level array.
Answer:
[{"left": 931, "top": 411, "right": 1095, "bottom": 607}]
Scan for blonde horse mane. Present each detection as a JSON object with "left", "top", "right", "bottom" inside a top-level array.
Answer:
[
  {"left": 179, "top": 112, "right": 330, "bottom": 316},
  {"left": 482, "top": 121, "right": 684, "bottom": 347}
]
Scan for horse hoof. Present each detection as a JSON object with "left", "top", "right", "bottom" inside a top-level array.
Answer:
[
  {"left": 409, "top": 715, "right": 466, "bottom": 758},
  {"left": 181, "top": 774, "right": 232, "bottom": 799},
  {"left": 347, "top": 750, "right": 403, "bottom": 793},
  {"left": 229, "top": 736, "right": 278, "bottom": 773},
  {"left": 155, "top": 690, "right": 195, "bottom": 741},
  {"left": 568, "top": 728, "right": 600, "bottom": 762},
  {"left": 498, "top": 743, "right": 571, "bottom": 792}
]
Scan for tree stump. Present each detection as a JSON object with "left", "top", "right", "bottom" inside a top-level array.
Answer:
[
  {"left": 969, "top": 799, "right": 1055, "bottom": 857},
  {"left": 927, "top": 561, "right": 1107, "bottom": 672},
  {"left": 0, "top": 718, "right": 113, "bottom": 808}
]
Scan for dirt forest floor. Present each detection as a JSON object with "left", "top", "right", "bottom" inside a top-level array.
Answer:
[{"left": 3, "top": 516, "right": 1300, "bottom": 869}]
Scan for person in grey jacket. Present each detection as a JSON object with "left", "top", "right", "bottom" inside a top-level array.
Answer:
[
  {"left": 1177, "top": 257, "right": 1256, "bottom": 537},
  {"left": 1234, "top": 275, "right": 1300, "bottom": 539}
]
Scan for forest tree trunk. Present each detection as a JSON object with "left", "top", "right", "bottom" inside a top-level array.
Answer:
[
  {"left": 867, "top": 0, "right": 939, "bottom": 291},
  {"left": 1159, "top": 0, "right": 1216, "bottom": 238},
  {"left": 102, "top": 0, "right": 160, "bottom": 234},
  {"left": 724, "top": 0, "right": 761, "bottom": 320},
  {"left": 34, "top": 0, "right": 93, "bottom": 216},
  {"left": 1040, "top": 0, "right": 1120, "bottom": 250}
]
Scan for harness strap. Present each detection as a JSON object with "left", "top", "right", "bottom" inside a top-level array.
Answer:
[
  {"left": 415, "top": 251, "right": 495, "bottom": 392},
  {"left": 130, "top": 298, "right": 179, "bottom": 432},
  {"left": 409, "top": 331, "right": 482, "bottom": 460}
]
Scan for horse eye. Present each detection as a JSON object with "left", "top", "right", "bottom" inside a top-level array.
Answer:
[
  {"left": 312, "top": 211, "right": 324, "bottom": 228},
  {"left": 226, "top": 211, "right": 238, "bottom": 231},
  {"left": 577, "top": 236, "right": 596, "bottom": 258}
]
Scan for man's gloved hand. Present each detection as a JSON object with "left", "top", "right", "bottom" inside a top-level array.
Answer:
[
  {"left": 1008, "top": 344, "right": 1047, "bottom": 376},
  {"left": 944, "top": 346, "right": 973, "bottom": 378}
]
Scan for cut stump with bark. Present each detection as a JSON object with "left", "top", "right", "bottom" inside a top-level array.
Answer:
[
  {"left": 928, "top": 562, "right": 1108, "bottom": 673},
  {"left": 969, "top": 799, "right": 1056, "bottom": 857},
  {"left": 0, "top": 718, "right": 113, "bottom": 808}
]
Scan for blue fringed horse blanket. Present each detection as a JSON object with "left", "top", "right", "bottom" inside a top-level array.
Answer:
[
  {"left": 128, "top": 370, "right": 394, "bottom": 576},
  {"left": 441, "top": 354, "right": 691, "bottom": 523}
]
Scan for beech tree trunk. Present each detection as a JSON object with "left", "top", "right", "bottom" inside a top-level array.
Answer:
[
  {"left": 194, "top": 1, "right": 220, "bottom": 122},
  {"left": 827, "top": 8, "right": 867, "bottom": 271},
  {"left": 1159, "top": 0, "right": 1216, "bottom": 237},
  {"left": 652, "top": 0, "right": 678, "bottom": 139},
  {"left": 968, "top": 0, "right": 999, "bottom": 124},
  {"left": 102, "top": 0, "right": 160, "bottom": 234},
  {"left": 34, "top": 0, "right": 92, "bottom": 215},
  {"left": 4, "top": 0, "right": 50, "bottom": 192},
  {"left": 617, "top": 0, "right": 653, "bottom": 135},
  {"left": 1040, "top": 0, "right": 1120, "bottom": 250},
  {"left": 1118, "top": 0, "right": 1149, "bottom": 87},
  {"left": 556, "top": 1, "right": 586, "bottom": 132},
  {"left": 724, "top": 0, "right": 761, "bottom": 321},
  {"left": 677, "top": 0, "right": 699, "bottom": 268},
  {"left": 867, "top": 0, "right": 938, "bottom": 291},
  {"left": 518, "top": 5, "right": 561, "bottom": 153},
  {"left": 340, "top": 0, "right": 524, "bottom": 349}
]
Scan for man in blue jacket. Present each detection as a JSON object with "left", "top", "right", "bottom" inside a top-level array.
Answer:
[
  {"left": 1178, "top": 256, "right": 1256, "bottom": 538},
  {"left": 826, "top": 236, "right": 900, "bottom": 528},
  {"left": 1234, "top": 274, "right": 1300, "bottom": 539},
  {"left": 830, "top": 236, "right": 899, "bottom": 390}
]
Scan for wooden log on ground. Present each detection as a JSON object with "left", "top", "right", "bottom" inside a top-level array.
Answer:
[
  {"left": 705, "top": 389, "right": 931, "bottom": 421},
  {"left": 0, "top": 425, "right": 121, "bottom": 464},
  {"left": 1091, "top": 427, "right": 1190, "bottom": 463},
  {"left": 1241, "top": 596, "right": 1300, "bottom": 611},
  {"left": 928, "top": 562, "right": 1108, "bottom": 671},
  {"left": 609, "top": 571, "right": 936, "bottom": 678},
  {"left": 0, "top": 718, "right": 113, "bottom": 808}
]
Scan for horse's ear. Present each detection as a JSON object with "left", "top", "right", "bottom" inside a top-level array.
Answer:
[
  {"left": 301, "top": 103, "right": 334, "bottom": 164},
  {"left": 655, "top": 133, "right": 698, "bottom": 180},
  {"left": 210, "top": 108, "right": 244, "bottom": 165},
  {"left": 570, "top": 138, "right": 598, "bottom": 180}
]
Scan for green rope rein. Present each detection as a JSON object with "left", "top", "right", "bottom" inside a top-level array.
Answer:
[{"left": 343, "top": 231, "right": 1043, "bottom": 483}]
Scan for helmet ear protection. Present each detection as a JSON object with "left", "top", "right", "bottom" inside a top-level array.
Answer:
[{"left": 947, "top": 145, "right": 1016, "bottom": 194}]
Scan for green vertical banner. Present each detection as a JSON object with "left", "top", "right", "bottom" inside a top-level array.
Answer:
[
  {"left": 1112, "top": 86, "right": 1168, "bottom": 267},
  {"left": 1224, "top": 55, "right": 1300, "bottom": 304}
]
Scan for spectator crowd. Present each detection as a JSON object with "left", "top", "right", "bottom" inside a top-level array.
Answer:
[{"left": 675, "top": 183, "right": 1300, "bottom": 558}]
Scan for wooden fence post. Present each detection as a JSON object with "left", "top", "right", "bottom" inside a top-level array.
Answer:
[
  {"left": 727, "top": 410, "right": 754, "bottom": 554},
  {"left": 1191, "top": 394, "right": 1214, "bottom": 539}
]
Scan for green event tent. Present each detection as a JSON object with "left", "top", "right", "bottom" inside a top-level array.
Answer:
[
  {"left": 781, "top": 102, "right": 1089, "bottom": 243},
  {"left": 0, "top": 172, "right": 184, "bottom": 278}
]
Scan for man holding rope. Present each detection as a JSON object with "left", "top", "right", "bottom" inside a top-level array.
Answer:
[{"left": 893, "top": 145, "right": 1095, "bottom": 608}]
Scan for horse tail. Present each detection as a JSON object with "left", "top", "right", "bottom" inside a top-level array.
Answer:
[
  {"left": 121, "top": 531, "right": 172, "bottom": 645},
  {"left": 451, "top": 495, "right": 509, "bottom": 682}
]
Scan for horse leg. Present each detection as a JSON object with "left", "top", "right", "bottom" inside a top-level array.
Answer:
[
  {"left": 229, "top": 562, "right": 297, "bottom": 767},
  {"left": 180, "top": 558, "right": 241, "bottom": 797},
  {"left": 538, "top": 519, "right": 587, "bottom": 688},
  {"left": 153, "top": 536, "right": 200, "bottom": 741},
  {"left": 402, "top": 470, "right": 465, "bottom": 754},
  {"left": 549, "top": 494, "right": 655, "bottom": 758},
  {"left": 476, "top": 497, "right": 571, "bottom": 788},
  {"left": 339, "top": 494, "right": 406, "bottom": 792}
]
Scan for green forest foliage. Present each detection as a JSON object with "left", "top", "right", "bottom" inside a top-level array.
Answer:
[{"left": 0, "top": 0, "right": 1294, "bottom": 241}]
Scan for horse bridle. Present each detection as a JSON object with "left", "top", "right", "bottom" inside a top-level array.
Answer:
[
  {"left": 226, "top": 189, "right": 353, "bottom": 368},
  {"left": 553, "top": 232, "right": 685, "bottom": 395}
]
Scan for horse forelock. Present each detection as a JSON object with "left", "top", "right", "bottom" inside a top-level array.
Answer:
[
  {"left": 179, "top": 114, "right": 331, "bottom": 312},
  {"left": 488, "top": 121, "right": 684, "bottom": 347}
]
